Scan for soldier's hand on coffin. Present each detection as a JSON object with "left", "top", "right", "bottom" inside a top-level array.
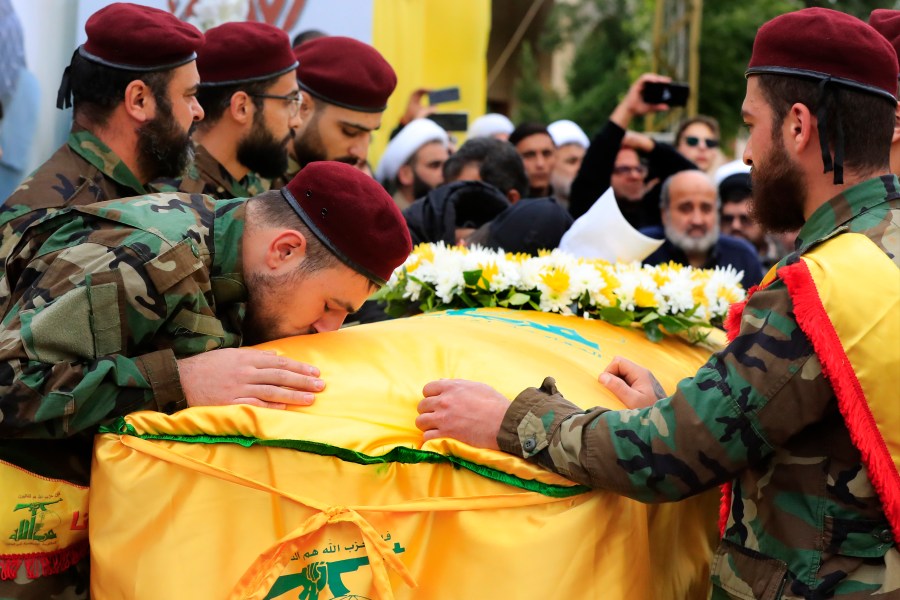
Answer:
[
  {"left": 416, "top": 379, "right": 510, "bottom": 450},
  {"left": 177, "top": 348, "right": 325, "bottom": 409},
  {"left": 599, "top": 356, "right": 668, "bottom": 409}
]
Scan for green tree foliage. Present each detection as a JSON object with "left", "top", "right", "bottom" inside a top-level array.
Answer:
[
  {"left": 697, "top": 1, "right": 798, "bottom": 145},
  {"left": 519, "top": 0, "right": 897, "bottom": 149},
  {"left": 536, "top": 0, "right": 645, "bottom": 135}
]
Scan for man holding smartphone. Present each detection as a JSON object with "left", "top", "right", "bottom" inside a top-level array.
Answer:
[{"left": 567, "top": 73, "right": 696, "bottom": 230}]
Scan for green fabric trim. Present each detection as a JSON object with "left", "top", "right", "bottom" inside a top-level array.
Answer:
[{"left": 99, "top": 417, "right": 588, "bottom": 498}]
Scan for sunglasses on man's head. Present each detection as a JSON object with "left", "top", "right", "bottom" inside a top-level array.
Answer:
[{"left": 684, "top": 136, "right": 719, "bottom": 149}]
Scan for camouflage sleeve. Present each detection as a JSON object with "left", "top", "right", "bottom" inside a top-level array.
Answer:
[
  {"left": 0, "top": 230, "right": 202, "bottom": 439},
  {"left": 497, "top": 281, "right": 835, "bottom": 502}
]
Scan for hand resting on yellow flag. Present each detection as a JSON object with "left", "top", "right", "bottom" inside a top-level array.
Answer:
[{"left": 90, "top": 308, "right": 721, "bottom": 599}]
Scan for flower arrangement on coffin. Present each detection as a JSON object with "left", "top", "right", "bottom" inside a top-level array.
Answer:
[{"left": 373, "top": 243, "right": 747, "bottom": 344}]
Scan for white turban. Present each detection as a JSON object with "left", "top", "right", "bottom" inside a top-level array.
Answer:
[
  {"left": 548, "top": 119, "right": 590, "bottom": 149},
  {"left": 466, "top": 113, "right": 514, "bottom": 139},
  {"left": 713, "top": 159, "right": 752, "bottom": 188},
  {"left": 375, "top": 118, "right": 449, "bottom": 184}
]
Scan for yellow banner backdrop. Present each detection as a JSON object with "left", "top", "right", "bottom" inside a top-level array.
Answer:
[
  {"left": 369, "top": 0, "right": 490, "bottom": 166},
  {"left": 90, "top": 309, "right": 720, "bottom": 599}
]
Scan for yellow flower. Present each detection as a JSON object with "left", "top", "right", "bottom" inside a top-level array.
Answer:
[
  {"left": 692, "top": 284, "right": 710, "bottom": 308},
  {"left": 595, "top": 265, "right": 619, "bottom": 305},
  {"left": 717, "top": 284, "right": 743, "bottom": 305},
  {"left": 540, "top": 267, "right": 570, "bottom": 297},
  {"left": 634, "top": 286, "right": 657, "bottom": 308},
  {"left": 651, "top": 269, "right": 670, "bottom": 287},
  {"left": 414, "top": 243, "right": 435, "bottom": 263},
  {"left": 479, "top": 262, "right": 499, "bottom": 286}
]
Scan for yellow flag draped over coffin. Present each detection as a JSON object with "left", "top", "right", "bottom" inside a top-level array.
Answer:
[{"left": 90, "top": 308, "right": 720, "bottom": 599}]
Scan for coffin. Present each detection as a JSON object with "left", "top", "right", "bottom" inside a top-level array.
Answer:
[{"left": 90, "top": 308, "right": 721, "bottom": 599}]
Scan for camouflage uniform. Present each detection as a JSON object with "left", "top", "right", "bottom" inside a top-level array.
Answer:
[
  {"left": 497, "top": 175, "right": 900, "bottom": 599},
  {"left": 0, "top": 191, "right": 248, "bottom": 596},
  {"left": 152, "top": 143, "right": 270, "bottom": 199},
  {"left": 0, "top": 192, "right": 248, "bottom": 472},
  {"left": 0, "top": 128, "right": 149, "bottom": 276}
]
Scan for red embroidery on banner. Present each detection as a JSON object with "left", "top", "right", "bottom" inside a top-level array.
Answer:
[{"left": 248, "top": 0, "right": 306, "bottom": 30}]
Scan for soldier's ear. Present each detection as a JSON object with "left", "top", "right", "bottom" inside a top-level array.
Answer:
[
  {"left": 298, "top": 91, "right": 314, "bottom": 121},
  {"left": 787, "top": 102, "right": 814, "bottom": 156},
  {"left": 122, "top": 80, "right": 154, "bottom": 123},
  {"left": 229, "top": 91, "right": 254, "bottom": 126},
  {"left": 266, "top": 229, "right": 307, "bottom": 271}
]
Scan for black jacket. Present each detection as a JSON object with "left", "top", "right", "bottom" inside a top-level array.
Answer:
[
  {"left": 402, "top": 180, "right": 510, "bottom": 246},
  {"left": 568, "top": 120, "right": 697, "bottom": 229}
]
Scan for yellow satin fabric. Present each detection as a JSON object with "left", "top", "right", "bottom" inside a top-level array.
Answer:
[
  {"left": 798, "top": 234, "right": 900, "bottom": 494},
  {"left": 90, "top": 309, "right": 720, "bottom": 599}
]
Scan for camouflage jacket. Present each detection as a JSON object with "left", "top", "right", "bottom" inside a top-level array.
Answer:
[
  {"left": 0, "top": 193, "right": 248, "bottom": 484},
  {"left": 0, "top": 128, "right": 148, "bottom": 276},
  {"left": 497, "top": 175, "right": 900, "bottom": 599},
  {"left": 152, "top": 143, "right": 270, "bottom": 199}
]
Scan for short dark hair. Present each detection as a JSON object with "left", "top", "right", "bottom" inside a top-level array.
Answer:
[
  {"left": 195, "top": 77, "right": 277, "bottom": 127},
  {"left": 291, "top": 29, "right": 327, "bottom": 48},
  {"left": 443, "top": 137, "right": 529, "bottom": 198},
  {"left": 248, "top": 190, "right": 341, "bottom": 275},
  {"left": 70, "top": 52, "right": 173, "bottom": 126},
  {"left": 675, "top": 115, "right": 720, "bottom": 145},
  {"left": 508, "top": 122, "right": 551, "bottom": 147},
  {"left": 756, "top": 73, "right": 893, "bottom": 175}
]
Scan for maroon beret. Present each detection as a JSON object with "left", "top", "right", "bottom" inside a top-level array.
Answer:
[
  {"left": 198, "top": 22, "right": 297, "bottom": 86},
  {"left": 870, "top": 10, "right": 900, "bottom": 73},
  {"left": 747, "top": 8, "right": 898, "bottom": 102},
  {"left": 281, "top": 162, "right": 411, "bottom": 285},
  {"left": 294, "top": 37, "right": 397, "bottom": 112},
  {"left": 80, "top": 2, "right": 203, "bottom": 71}
]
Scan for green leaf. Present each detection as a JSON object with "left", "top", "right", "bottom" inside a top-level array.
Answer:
[
  {"left": 639, "top": 312, "right": 659, "bottom": 324},
  {"left": 643, "top": 321, "right": 663, "bottom": 343},
  {"left": 600, "top": 306, "right": 632, "bottom": 326},
  {"left": 476, "top": 294, "right": 496, "bottom": 308},
  {"left": 659, "top": 315, "right": 689, "bottom": 333},
  {"left": 507, "top": 292, "right": 532, "bottom": 306},
  {"left": 463, "top": 270, "right": 482, "bottom": 286}
]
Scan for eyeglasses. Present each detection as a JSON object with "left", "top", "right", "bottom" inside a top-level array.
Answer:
[
  {"left": 722, "top": 213, "right": 752, "bottom": 225},
  {"left": 683, "top": 136, "right": 719, "bottom": 149},
  {"left": 250, "top": 92, "right": 302, "bottom": 117},
  {"left": 612, "top": 165, "right": 648, "bottom": 176}
]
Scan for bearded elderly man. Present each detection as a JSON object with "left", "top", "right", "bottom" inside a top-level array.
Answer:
[
  {"left": 640, "top": 169, "right": 763, "bottom": 289},
  {"left": 416, "top": 8, "right": 900, "bottom": 598},
  {"left": 0, "top": 162, "right": 411, "bottom": 597},
  {"left": 0, "top": 3, "right": 205, "bottom": 275},
  {"left": 155, "top": 21, "right": 301, "bottom": 198}
]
